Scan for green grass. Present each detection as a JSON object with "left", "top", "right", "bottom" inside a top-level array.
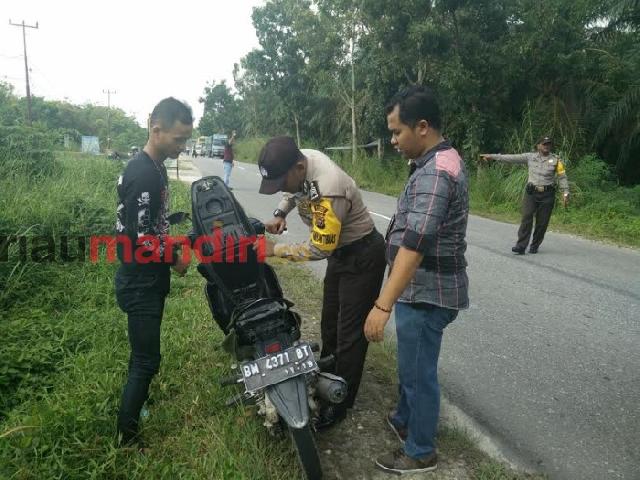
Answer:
[
  {"left": 469, "top": 157, "right": 640, "bottom": 247},
  {"left": 234, "top": 136, "right": 270, "bottom": 163},
  {"left": 0, "top": 153, "right": 302, "bottom": 479}
]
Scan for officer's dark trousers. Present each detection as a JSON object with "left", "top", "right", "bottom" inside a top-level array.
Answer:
[
  {"left": 115, "top": 269, "right": 169, "bottom": 443},
  {"left": 516, "top": 190, "right": 555, "bottom": 250},
  {"left": 321, "top": 231, "right": 386, "bottom": 409}
]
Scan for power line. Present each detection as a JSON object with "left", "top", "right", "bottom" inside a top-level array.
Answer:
[
  {"left": 8, "top": 19, "right": 39, "bottom": 126},
  {"left": 103, "top": 89, "right": 117, "bottom": 151}
]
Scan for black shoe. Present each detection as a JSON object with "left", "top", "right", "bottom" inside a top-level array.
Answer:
[
  {"left": 375, "top": 448, "right": 438, "bottom": 475},
  {"left": 314, "top": 405, "right": 347, "bottom": 431},
  {"left": 511, "top": 246, "right": 525, "bottom": 255},
  {"left": 529, "top": 246, "right": 538, "bottom": 254}
]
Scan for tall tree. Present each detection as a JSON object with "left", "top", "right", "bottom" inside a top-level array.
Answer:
[
  {"left": 199, "top": 81, "right": 242, "bottom": 136},
  {"left": 244, "top": 0, "right": 319, "bottom": 145}
]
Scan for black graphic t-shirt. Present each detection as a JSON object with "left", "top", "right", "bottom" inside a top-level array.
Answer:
[{"left": 115, "top": 151, "right": 172, "bottom": 273}]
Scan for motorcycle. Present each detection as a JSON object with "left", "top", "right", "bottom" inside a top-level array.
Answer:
[{"left": 186, "top": 176, "right": 347, "bottom": 480}]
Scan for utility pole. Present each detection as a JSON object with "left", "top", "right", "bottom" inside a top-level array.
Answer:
[
  {"left": 103, "top": 89, "right": 116, "bottom": 151},
  {"left": 9, "top": 19, "right": 39, "bottom": 126}
]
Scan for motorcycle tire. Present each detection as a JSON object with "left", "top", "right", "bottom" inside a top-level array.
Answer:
[{"left": 289, "top": 424, "right": 322, "bottom": 480}]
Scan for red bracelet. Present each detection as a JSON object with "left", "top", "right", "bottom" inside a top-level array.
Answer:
[{"left": 374, "top": 301, "right": 392, "bottom": 313}]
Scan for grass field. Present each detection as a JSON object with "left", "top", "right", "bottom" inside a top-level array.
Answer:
[{"left": 0, "top": 154, "right": 302, "bottom": 479}]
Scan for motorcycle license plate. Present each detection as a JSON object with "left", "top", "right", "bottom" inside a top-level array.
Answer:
[{"left": 241, "top": 343, "right": 318, "bottom": 393}]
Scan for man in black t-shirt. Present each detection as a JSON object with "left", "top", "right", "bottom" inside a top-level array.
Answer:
[{"left": 114, "top": 97, "right": 192, "bottom": 446}]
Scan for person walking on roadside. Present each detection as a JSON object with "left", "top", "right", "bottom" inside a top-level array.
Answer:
[
  {"left": 256, "top": 136, "right": 386, "bottom": 429},
  {"left": 114, "top": 97, "right": 192, "bottom": 447},
  {"left": 480, "top": 137, "right": 570, "bottom": 254},
  {"left": 364, "top": 85, "right": 469, "bottom": 475},
  {"left": 222, "top": 130, "right": 236, "bottom": 188}
]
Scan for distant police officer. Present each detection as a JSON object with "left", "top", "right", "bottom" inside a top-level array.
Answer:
[
  {"left": 257, "top": 136, "right": 386, "bottom": 429},
  {"left": 481, "top": 136, "right": 570, "bottom": 254}
]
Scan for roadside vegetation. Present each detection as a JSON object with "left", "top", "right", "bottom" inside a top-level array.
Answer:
[
  {"left": 204, "top": 0, "right": 640, "bottom": 250},
  {"left": 0, "top": 151, "right": 302, "bottom": 479},
  {"left": 235, "top": 136, "right": 640, "bottom": 249}
]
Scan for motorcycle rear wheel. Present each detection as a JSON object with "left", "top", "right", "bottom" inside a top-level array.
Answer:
[{"left": 289, "top": 424, "right": 322, "bottom": 480}]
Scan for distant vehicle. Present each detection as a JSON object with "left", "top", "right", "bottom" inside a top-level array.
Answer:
[
  {"left": 211, "top": 134, "right": 228, "bottom": 158},
  {"left": 195, "top": 136, "right": 207, "bottom": 157},
  {"left": 195, "top": 136, "right": 214, "bottom": 157}
]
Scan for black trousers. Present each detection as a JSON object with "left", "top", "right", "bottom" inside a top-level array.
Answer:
[
  {"left": 516, "top": 190, "right": 556, "bottom": 250},
  {"left": 321, "top": 231, "right": 386, "bottom": 409},
  {"left": 115, "top": 268, "right": 170, "bottom": 443}
]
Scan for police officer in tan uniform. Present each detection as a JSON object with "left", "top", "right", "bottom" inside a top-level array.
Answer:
[
  {"left": 481, "top": 136, "right": 570, "bottom": 254},
  {"left": 257, "top": 136, "right": 386, "bottom": 428}
]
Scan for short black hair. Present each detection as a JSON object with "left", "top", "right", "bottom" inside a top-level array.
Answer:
[
  {"left": 385, "top": 85, "right": 441, "bottom": 130},
  {"left": 150, "top": 97, "right": 193, "bottom": 129}
]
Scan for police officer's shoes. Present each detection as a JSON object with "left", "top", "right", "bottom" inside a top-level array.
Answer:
[
  {"left": 314, "top": 405, "right": 347, "bottom": 431},
  {"left": 511, "top": 246, "right": 526, "bottom": 255},
  {"left": 528, "top": 246, "right": 538, "bottom": 254},
  {"left": 375, "top": 448, "right": 438, "bottom": 475}
]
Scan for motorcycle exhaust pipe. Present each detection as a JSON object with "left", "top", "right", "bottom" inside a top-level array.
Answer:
[{"left": 315, "top": 372, "right": 348, "bottom": 405}]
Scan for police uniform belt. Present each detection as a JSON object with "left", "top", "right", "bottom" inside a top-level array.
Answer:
[
  {"left": 332, "top": 229, "right": 378, "bottom": 259},
  {"left": 526, "top": 183, "right": 555, "bottom": 193}
]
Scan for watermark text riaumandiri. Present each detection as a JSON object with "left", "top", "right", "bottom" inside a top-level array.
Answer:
[{"left": 0, "top": 228, "right": 266, "bottom": 264}]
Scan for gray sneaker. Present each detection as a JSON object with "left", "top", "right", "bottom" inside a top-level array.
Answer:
[
  {"left": 375, "top": 448, "right": 437, "bottom": 475},
  {"left": 386, "top": 411, "right": 407, "bottom": 444}
]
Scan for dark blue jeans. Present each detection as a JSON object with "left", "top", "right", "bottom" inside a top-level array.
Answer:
[
  {"left": 391, "top": 302, "right": 458, "bottom": 459},
  {"left": 115, "top": 269, "right": 169, "bottom": 443}
]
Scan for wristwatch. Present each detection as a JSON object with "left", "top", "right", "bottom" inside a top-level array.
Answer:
[{"left": 273, "top": 208, "right": 287, "bottom": 219}]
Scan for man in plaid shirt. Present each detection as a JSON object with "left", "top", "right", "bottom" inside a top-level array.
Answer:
[{"left": 365, "top": 85, "right": 469, "bottom": 475}]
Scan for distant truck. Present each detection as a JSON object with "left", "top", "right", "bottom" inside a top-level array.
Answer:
[
  {"left": 211, "top": 134, "right": 228, "bottom": 158},
  {"left": 195, "top": 136, "right": 213, "bottom": 157}
]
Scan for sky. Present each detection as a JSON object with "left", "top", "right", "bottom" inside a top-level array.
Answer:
[{"left": 1, "top": 0, "right": 265, "bottom": 126}]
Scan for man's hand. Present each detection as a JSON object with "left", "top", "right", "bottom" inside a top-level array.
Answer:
[
  {"left": 364, "top": 306, "right": 391, "bottom": 343},
  {"left": 479, "top": 154, "right": 492, "bottom": 162},
  {"left": 172, "top": 255, "right": 189, "bottom": 276},
  {"left": 563, "top": 193, "right": 570, "bottom": 207},
  {"left": 253, "top": 235, "right": 275, "bottom": 257},
  {"left": 265, "top": 217, "right": 287, "bottom": 234}
]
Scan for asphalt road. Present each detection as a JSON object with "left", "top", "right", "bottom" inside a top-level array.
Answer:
[{"left": 188, "top": 155, "right": 640, "bottom": 480}]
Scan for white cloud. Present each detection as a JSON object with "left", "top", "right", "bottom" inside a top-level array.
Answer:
[{"left": 0, "top": 0, "right": 264, "bottom": 126}]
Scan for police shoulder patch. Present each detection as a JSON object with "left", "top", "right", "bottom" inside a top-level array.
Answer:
[{"left": 309, "top": 181, "right": 321, "bottom": 201}]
